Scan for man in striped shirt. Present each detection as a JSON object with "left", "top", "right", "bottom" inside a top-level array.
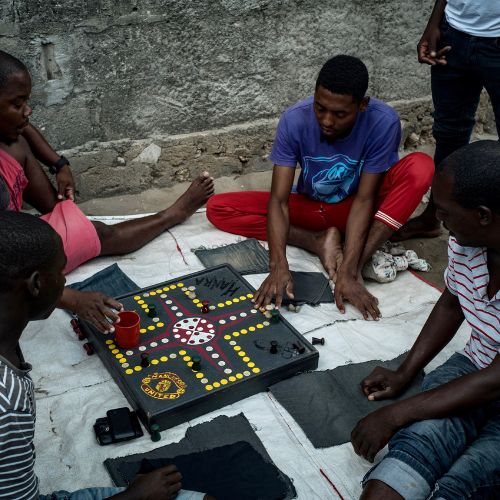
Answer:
[
  {"left": 351, "top": 140, "right": 500, "bottom": 499},
  {"left": 0, "top": 211, "right": 209, "bottom": 500}
]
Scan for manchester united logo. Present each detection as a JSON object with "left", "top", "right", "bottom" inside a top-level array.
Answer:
[{"left": 141, "top": 372, "right": 187, "bottom": 400}]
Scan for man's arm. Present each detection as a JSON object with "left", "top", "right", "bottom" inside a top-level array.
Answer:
[
  {"left": 253, "top": 166, "right": 295, "bottom": 308},
  {"left": 22, "top": 124, "right": 76, "bottom": 200},
  {"left": 418, "top": 0, "right": 451, "bottom": 65},
  {"left": 351, "top": 288, "right": 467, "bottom": 461},
  {"left": 334, "top": 171, "right": 385, "bottom": 319}
]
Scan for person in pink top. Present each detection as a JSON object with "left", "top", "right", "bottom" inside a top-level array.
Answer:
[{"left": 0, "top": 50, "right": 214, "bottom": 333}]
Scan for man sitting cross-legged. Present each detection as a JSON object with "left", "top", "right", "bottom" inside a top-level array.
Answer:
[
  {"left": 0, "top": 211, "right": 214, "bottom": 500},
  {"left": 352, "top": 140, "right": 500, "bottom": 499},
  {"left": 207, "top": 55, "right": 434, "bottom": 319},
  {"left": 0, "top": 50, "right": 214, "bottom": 333}
]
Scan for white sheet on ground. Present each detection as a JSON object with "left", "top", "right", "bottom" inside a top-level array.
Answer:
[{"left": 23, "top": 211, "right": 470, "bottom": 499}]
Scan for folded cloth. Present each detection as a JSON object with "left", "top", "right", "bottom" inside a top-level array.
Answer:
[
  {"left": 104, "top": 413, "right": 296, "bottom": 499},
  {"left": 41, "top": 200, "right": 102, "bottom": 274},
  {"left": 68, "top": 263, "right": 138, "bottom": 297},
  {"left": 193, "top": 238, "right": 269, "bottom": 274},
  {"left": 119, "top": 442, "right": 292, "bottom": 500},
  {"left": 270, "top": 353, "right": 424, "bottom": 448},
  {"left": 282, "top": 271, "right": 333, "bottom": 306}
]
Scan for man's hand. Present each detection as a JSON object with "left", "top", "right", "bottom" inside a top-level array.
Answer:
[
  {"left": 56, "top": 165, "right": 77, "bottom": 201},
  {"left": 72, "top": 290, "right": 123, "bottom": 333},
  {"left": 361, "top": 366, "right": 411, "bottom": 401},
  {"left": 253, "top": 264, "right": 294, "bottom": 309},
  {"left": 113, "top": 464, "right": 182, "bottom": 500},
  {"left": 351, "top": 407, "right": 400, "bottom": 463},
  {"left": 334, "top": 272, "right": 380, "bottom": 320},
  {"left": 417, "top": 25, "right": 451, "bottom": 65}
]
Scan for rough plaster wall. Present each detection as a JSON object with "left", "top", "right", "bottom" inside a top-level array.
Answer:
[{"left": 0, "top": 0, "right": 496, "bottom": 200}]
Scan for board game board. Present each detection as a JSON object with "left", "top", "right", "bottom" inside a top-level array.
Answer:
[{"left": 79, "top": 265, "right": 319, "bottom": 433}]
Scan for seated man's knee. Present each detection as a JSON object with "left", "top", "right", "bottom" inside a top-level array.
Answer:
[
  {"left": 93, "top": 221, "right": 116, "bottom": 244},
  {"left": 401, "top": 152, "right": 435, "bottom": 192}
]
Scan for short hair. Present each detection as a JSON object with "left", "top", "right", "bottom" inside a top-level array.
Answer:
[
  {"left": 315, "top": 55, "right": 369, "bottom": 102},
  {"left": 0, "top": 211, "right": 59, "bottom": 291},
  {"left": 0, "top": 50, "right": 28, "bottom": 91},
  {"left": 440, "top": 140, "right": 500, "bottom": 214}
]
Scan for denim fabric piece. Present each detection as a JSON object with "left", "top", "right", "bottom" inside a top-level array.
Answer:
[
  {"left": 69, "top": 264, "right": 138, "bottom": 297},
  {"left": 270, "top": 353, "right": 423, "bottom": 448},
  {"left": 284, "top": 271, "right": 332, "bottom": 306},
  {"left": 104, "top": 413, "right": 296, "bottom": 499},
  {"left": 193, "top": 238, "right": 269, "bottom": 274},
  {"left": 365, "top": 353, "right": 500, "bottom": 500},
  {"left": 39, "top": 486, "right": 125, "bottom": 500}
]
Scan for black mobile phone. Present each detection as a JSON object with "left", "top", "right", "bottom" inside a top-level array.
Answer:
[{"left": 94, "top": 407, "right": 143, "bottom": 445}]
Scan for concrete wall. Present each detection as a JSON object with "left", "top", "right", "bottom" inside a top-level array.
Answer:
[{"left": 0, "top": 0, "right": 495, "bottom": 200}]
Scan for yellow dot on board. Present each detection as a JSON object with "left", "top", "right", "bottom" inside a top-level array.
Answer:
[
  {"left": 177, "top": 282, "right": 184, "bottom": 287},
  {"left": 233, "top": 298, "right": 240, "bottom": 303},
  {"left": 236, "top": 373, "right": 244, "bottom": 379},
  {"left": 179, "top": 350, "right": 186, "bottom": 355},
  {"left": 108, "top": 344, "right": 116, "bottom": 349},
  {"left": 160, "top": 356, "right": 168, "bottom": 362},
  {"left": 196, "top": 372, "right": 204, "bottom": 379},
  {"left": 133, "top": 295, "right": 141, "bottom": 300},
  {"left": 218, "top": 303, "right": 224, "bottom": 308},
  {"left": 220, "top": 379, "right": 228, "bottom": 385},
  {"left": 141, "top": 304, "right": 148, "bottom": 309},
  {"left": 233, "top": 332, "right": 240, "bottom": 337},
  {"left": 249, "top": 326, "right": 256, "bottom": 332},
  {"left": 137, "top": 299, "right": 144, "bottom": 304},
  {"left": 193, "top": 299, "right": 200, "bottom": 304},
  {"left": 257, "top": 323, "right": 264, "bottom": 329},
  {"left": 134, "top": 366, "right": 142, "bottom": 372},
  {"left": 239, "top": 296, "right": 246, "bottom": 301},
  {"left": 105, "top": 340, "right": 113, "bottom": 345},
  {"left": 120, "top": 358, "right": 127, "bottom": 364},
  {"left": 150, "top": 291, "right": 156, "bottom": 296},
  {"left": 157, "top": 322, "right": 164, "bottom": 327},
  {"left": 140, "top": 328, "right": 147, "bottom": 333},
  {"left": 183, "top": 356, "right": 191, "bottom": 362},
  {"left": 247, "top": 293, "right": 253, "bottom": 298},
  {"left": 163, "top": 287, "right": 170, "bottom": 291},
  {"left": 234, "top": 346, "right": 241, "bottom": 351},
  {"left": 248, "top": 362, "right": 255, "bottom": 368},
  {"left": 115, "top": 353, "right": 123, "bottom": 359},
  {"left": 196, "top": 303, "right": 203, "bottom": 308},
  {"left": 224, "top": 335, "right": 231, "bottom": 340},
  {"left": 148, "top": 325, "right": 155, "bottom": 331},
  {"left": 145, "top": 309, "right": 149, "bottom": 314},
  {"left": 243, "top": 357, "right": 250, "bottom": 362},
  {"left": 213, "top": 382, "right": 221, "bottom": 388},
  {"left": 125, "top": 369, "right": 133, "bottom": 375},
  {"left": 205, "top": 385, "right": 213, "bottom": 391},
  {"left": 151, "top": 359, "right": 159, "bottom": 365},
  {"left": 241, "top": 329, "right": 247, "bottom": 334},
  {"left": 229, "top": 376, "right": 236, "bottom": 382},
  {"left": 238, "top": 351, "right": 246, "bottom": 357},
  {"left": 111, "top": 349, "right": 119, "bottom": 354},
  {"left": 156, "top": 289, "right": 163, "bottom": 294},
  {"left": 225, "top": 300, "right": 232, "bottom": 305},
  {"left": 252, "top": 367, "right": 261, "bottom": 374}
]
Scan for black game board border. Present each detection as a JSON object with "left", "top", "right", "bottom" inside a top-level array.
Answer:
[{"left": 80, "top": 264, "right": 319, "bottom": 433}]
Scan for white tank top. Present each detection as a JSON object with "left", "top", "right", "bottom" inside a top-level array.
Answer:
[{"left": 445, "top": 0, "right": 500, "bottom": 37}]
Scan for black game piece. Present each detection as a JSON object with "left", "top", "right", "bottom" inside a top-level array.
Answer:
[
  {"left": 150, "top": 423, "right": 161, "bottom": 442},
  {"left": 201, "top": 300, "right": 209, "bottom": 314},
  {"left": 70, "top": 318, "right": 79, "bottom": 331},
  {"left": 270, "top": 309, "right": 280, "bottom": 324},
  {"left": 147, "top": 305, "right": 157, "bottom": 318},
  {"left": 71, "top": 318, "right": 86, "bottom": 340},
  {"left": 140, "top": 353, "right": 150, "bottom": 368},
  {"left": 312, "top": 337, "right": 325, "bottom": 346},
  {"left": 83, "top": 342, "right": 95, "bottom": 355},
  {"left": 270, "top": 340, "right": 278, "bottom": 354},
  {"left": 293, "top": 341, "right": 306, "bottom": 354},
  {"left": 191, "top": 355, "right": 201, "bottom": 371}
]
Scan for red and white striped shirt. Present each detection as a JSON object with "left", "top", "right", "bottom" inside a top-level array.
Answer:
[{"left": 445, "top": 237, "right": 500, "bottom": 369}]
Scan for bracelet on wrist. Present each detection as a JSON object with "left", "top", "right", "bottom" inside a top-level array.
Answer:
[{"left": 49, "top": 155, "right": 70, "bottom": 175}]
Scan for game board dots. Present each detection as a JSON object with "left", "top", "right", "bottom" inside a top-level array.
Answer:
[
  {"left": 233, "top": 298, "right": 240, "bottom": 303},
  {"left": 161, "top": 356, "right": 168, "bottom": 362},
  {"left": 187, "top": 362, "right": 193, "bottom": 368},
  {"left": 217, "top": 302, "right": 224, "bottom": 308},
  {"left": 148, "top": 326, "right": 155, "bottom": 331},
  {"left": 119, "top": 358, "right": 127, "bottom": 363},
  {"left": 126, "top": 350, "right": 133, "bottom": 356},
  {"left": 149, "top": 291, "right": 156, "bottom": 296},
  {"left": 105, "top": 340, "right": 113, "bottom": 345},
  {"left": 240, "top": 329, "right": 248, "bottom": 334},
  {"left": 249, "top": 326, "right": 256, "bottom": 332},
  {"left": 247, "top": 362, "right": 255, "bottom": 368},
  {"left": 152, "top": 317, "right": 160, "bottom": 322},
  {"left": 141, "top": 304, "right": 148, "bottom": 309},
  {"left": 239, "top": 312, "right": 247, "bottom": 318},
  {"left": 252, "top": 367, "right": 261, "bottom": 374},
  {"left": 125, "top": 369, "right": 133, "bottom": 375},
  {"left": 161, "top": 338, "right": 169, "bottom": 344},
  {"left": 134, "top": 366, "right": 142, "bottom": 372},
  {"left": 122, "top": 362, "right": 129, "bottom": 368},
  {"left": 195, "top": 372, "right": 204, "bottom": 379},
  {"left": 177, "top": 282, "right": 184, "bottom": 287},
  {"left": 247, "top": 293, "right": 254, "bottom": 298},
  {"left": 166, "top": 300, "right": 173, "bottom": 305},
  {"left": 115, "top": 353, "right": 123, "bottom": 359},
  {"left": 193, "top": 298, "right": 200, "bottom": 304},
  {"left": 213, "top": 382, "right": 221, "bottom": 388},
  {"left": 201, "top": 378, "right": 208, "bottom": 384},
  {"left": 160, "top": 294, "right": 167, "bottom": 299},
  {"left": 157, "top": 322, "right": 165, "bottom": 327},
  {"left": 181, "top": 338, "right": 187, "bottom": 343},
  {"left": 205, "top": 385, "right": 213, "bottom": 391},
  {"left": 220, "top": 379, "right": 228, "bottom": 385},
  {"left": 150, "top": 342, "right": 158, "bottom": 348},
  {"left": 179, "top": 350, "right": 187, "bottom": 355},
  {"left": 234, "top": 345, "right": 241, "bottom": 351},
  {"left": 107, "top": 344, "right": 116, "bottom": 350},
  {"left": 151, "top": 359, "right": 159, "bottom": 365},
  {"left": 238, "top": 351, "right": 246, "bottom": 357},
  {"left": 211, "top": 353, "right": 220, "bottom": 359},
  {"left": 243, "top": 357, "right": 250, "bottom": 363},
  {"left": 209, "top": 305, "right": 216, "bottom": 310},
  {"left": 229, "top": 341, "right": 236, "bottom": 346},
  {"left": 137, "top": 299, "right": 145, "bottom": 305},
  {"left": 263, "top": 321, "right": 270, "bottom": 327},
  {"left": 224, "top": 368, "right": 233, "bottom": 375},
  {"left": 236, "top": 373, "right": 244, "bottom": 380},
  {"left": 171, "top": 306, "right": 178, "bottom": 311},
  {"left": 111, "top": 348, "right": 119, "bottom": 354},
  {"left": 233, "top": 332, "right": 240, "bottom": 337},
  {"left": 196, "top": 303, "right": 203, "bottom": 308},
  {"left": 143, "top": 293, "right": 150, "bottom": 297},
  {"left": 250, "top": 309, "right": 257, "bottom": 314},
  {"left": 139, "top": 346, "right": 147, "bottom": 352},
  {"left": 156, "top": 288, "right": 163, "bottom": 293},
  {"left": 140, "top": 328, "right": 147, "bottom": 334},
  {"left": 229, "top": 375, "right": 236, "bottom": 382},
  {"left": 183, "top": 355, "right": 191, "bottom": 362},
  {"left": 218, "top": 361, "right": 226, "bottom": 366},
  {"left": 239, "top": 295, "right": 246, "bottom": 301},
  {"left": 219, "top": 319, "right": 226, "bottom": 325},
  {"left": 174, "top": 334, "right": 180, "bottom": 339},
  {"left": 224, "top": 335, "right": 231, "bottom": 340},
  {"left": 205, "top": 346, "right": 214, "bottom": 351},
  {"left": 133, "top": 295, "right": 141, "bottom": 300},
  {"left": 256, "top": 323, "right": 264, "bottom": 329},
  {"left": 229, "top": 315, "right": 237, "bottom": 321},
  {"left": 225, "top": 300, "right": 232, "bottom": 306}
]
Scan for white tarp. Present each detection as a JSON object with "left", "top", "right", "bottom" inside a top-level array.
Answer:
[{"left": 23, "top": 211, "right": 469, "bottom": 499}]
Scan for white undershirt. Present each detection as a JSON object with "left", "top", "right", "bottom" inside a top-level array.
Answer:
[{"left": 445, "top": 0, "right": 500, "bottom": 37}]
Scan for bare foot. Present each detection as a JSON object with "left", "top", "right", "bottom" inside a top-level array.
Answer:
[
  {"left": 391, "top": 214, "right": 441, "bottom": 242},
  {"left": 312, "top": 227, "right": 343, "bottom": 280},
  {"left": 168, "top": 171, "right": 214, "bottom": 224}
]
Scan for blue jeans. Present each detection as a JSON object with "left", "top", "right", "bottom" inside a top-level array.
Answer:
[
  {"left": 39, "top": 487, "right": 205, "bottom": 500},
  {"left": 431, "top": 19, "right": 500, "bottom": 166},
  {"left": 363, "top": 353, "right": 500, "bottom": 499}
]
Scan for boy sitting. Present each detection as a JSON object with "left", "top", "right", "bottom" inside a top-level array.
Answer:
[
  {"left": 352, "top": 141, "right": 500, "bottom": 499},
  {"left": 0, "top": 50, "right": 214, "bottom": 333}
]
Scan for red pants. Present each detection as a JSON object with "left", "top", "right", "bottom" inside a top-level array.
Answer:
[{"left": 206, "top": 152, "right": 434, "bottom": 239}]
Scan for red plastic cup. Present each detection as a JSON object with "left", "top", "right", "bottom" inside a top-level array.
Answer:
[{"left": 114, "top": 311, "right": 140, "bottom": 349}]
